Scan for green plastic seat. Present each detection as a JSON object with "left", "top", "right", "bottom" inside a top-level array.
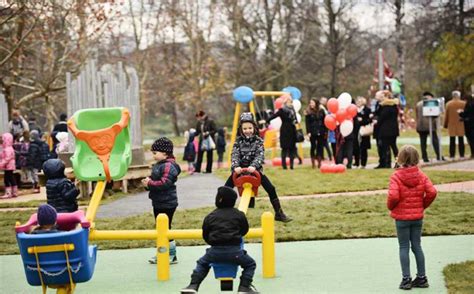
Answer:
[{"left": 68, "top": 107, "right": 132, "bottom": 182}]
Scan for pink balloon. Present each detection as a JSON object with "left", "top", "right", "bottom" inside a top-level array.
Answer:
[
  {"left": 346, "top": 104, "right": 358, "bottom": 118},
  {"left": 327, "top": 98, "right": 339, "bottom": 114},
  {"left": 335, "top": 108, "right": 348, "bottom": 123},
  {"left": 335, "top": 164, "right": 346, "bottom": 173},
  {"left": 324, "top": 114, "right": 337, "bottom": 131}
]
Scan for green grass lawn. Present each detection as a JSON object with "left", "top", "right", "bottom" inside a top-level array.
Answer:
[
  {"left": 214, "top": 166, "right": 474, "bottom": 196},
  {"left": 443, "top": 260, "right": 474, "bottom": 294},
  {"left": 1, "top": 192, "right": 472, "bottom": 255}
]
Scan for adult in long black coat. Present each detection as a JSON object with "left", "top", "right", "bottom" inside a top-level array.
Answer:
[
  {"left": 194, "top": 110, "right": 217, "bottom": 173},
  {"left": 355, "top": 97, "right": 372, "bottom": 168},
  {"left": 267, "top": 96, "right": 298, "bottom": 169},
  {"left": 376, "top": 92, "right": 400, "bottom": 168},
  {"left": 460, "top": 95, "right": 474, "bottom": 158},
  {"left": 305, "top": 98, "right": 326, "bottom": 168}
]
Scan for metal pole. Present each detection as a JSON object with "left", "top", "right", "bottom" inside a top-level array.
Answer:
[
  {"left": 428, "top": 117, "right": 433, "bottom": 162},
  {"left": 378, "top": 48, "right": 384, "bottom": 90}
]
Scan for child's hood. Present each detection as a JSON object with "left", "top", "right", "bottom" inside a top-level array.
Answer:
[
  {"left": 1, "top": 133, "right": 13, "bottom": 148},
  {"left": 393, "top": 166, "right": 422, "bottom": 187},
  {"left": 43, "top": 159, "right": 66, "bottom": 179}
]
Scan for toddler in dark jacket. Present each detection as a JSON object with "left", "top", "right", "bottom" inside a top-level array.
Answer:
[
  {"left": 43, "top": 159, "right": 80, "bottom": 213},
  {"left": 181, "top": 186, "right": 258, "bottom": 294},
  {"left": 142, "top": 137, "right": 181, "bottom": 264}
]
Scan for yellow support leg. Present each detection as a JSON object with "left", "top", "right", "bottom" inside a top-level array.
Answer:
[
  {"left": 262, "top": 211, "right": 275, "bottom": 278},
  {"left": 228, "top": 103, "right": 242, "bottom": 167},
  {"left": 156, "top": 214, "right": 170, "bottom": 281}
]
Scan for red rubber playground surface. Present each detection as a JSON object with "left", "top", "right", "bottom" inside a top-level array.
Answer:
[{"left": 1, "top": 235, "right": 473, "bottom": 293}]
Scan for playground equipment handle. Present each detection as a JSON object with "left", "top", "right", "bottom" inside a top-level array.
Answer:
[{"left": 232, "top": 168, "right": 261, "bottom": 188}]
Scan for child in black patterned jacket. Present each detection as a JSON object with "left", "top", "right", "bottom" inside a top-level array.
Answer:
[{"left": 224, "top": 112, "right": 292, "bottom": 222}]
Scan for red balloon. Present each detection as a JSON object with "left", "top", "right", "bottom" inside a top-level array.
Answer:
[
  {"left": 272, "top": 157, "right": 290, "bottom": 167},
  {"left": 324, "top": 114, "right": 337, "bottom": 131},
  {"left": 335, "top": 108, "right": 348, "bottom": 123},
  {"left": 335, "top": 164, "right": 346, "bottom": 173},
  {"left": 346, "top": 104, "right": 358, "bottom": 118},
  {"left": 274, "top": 97, "right": 284, "bottom": 109},
  {"left": 327, "top": 98, "right": 339, "bottom": 114}
]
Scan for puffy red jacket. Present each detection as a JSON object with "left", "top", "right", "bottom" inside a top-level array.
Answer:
[{"left": 387, "top": 166, "right": 437, "bottom": 220}]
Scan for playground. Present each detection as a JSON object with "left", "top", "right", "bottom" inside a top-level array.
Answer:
[{"left": 1, "top": 235, "right": 473, "bottom": 293}]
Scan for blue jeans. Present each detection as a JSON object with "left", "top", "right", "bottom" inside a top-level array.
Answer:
[
  {"left": 191, "top": 246, "right": 256, "bottom": 284},
  {"left": 395, "top": 219, "right": 425, "bottom": 278}
]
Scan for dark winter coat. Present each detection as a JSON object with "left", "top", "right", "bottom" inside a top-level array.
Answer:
[
  {"left": 13, "top": 141, "right": 29, "bottom": 169},
  {"left": 357, "top": 106, "right": 372, "bottom": 149},
  {"left": 195, "top": 116, "right": 217, "bottom": 147},
  {"left": 387, "top": 166, "right": 437, "bottom": 220},
  {"left": 202, "top": 207, "right": 249, "bottom": 246},
  {"left": 147, "top": 157, "right": 181, "bottom": 209},
  {"left": 216, "top": 128, "right": 226, "bottom": 154},
  {"left": 377, "top": 99, "right": 400, "bottom": 138},
  {"left": 183, "top": 132, "right": 196, "bottom": 162},
  {"left": 27, "top": 139, "right": 50, "bottom": 170},
  {"left": 230, "top": 135, "right": 265, "bottom": 172},
  {"left": 43, "top": 159, "right": 80, "bottom": 213},
  {"left": 268, "top": 105, "right": 297, "bottom": 149},
  {"left": 460, "top": 100, "right": 474, "bottom": 133},
  {"left": 305, "top": 109, "right": 326, "bottom": 137}
]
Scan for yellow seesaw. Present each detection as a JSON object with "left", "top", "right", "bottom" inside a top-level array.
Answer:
[{"left": 85, "top": 169, "right": 275, "bottom": 282}]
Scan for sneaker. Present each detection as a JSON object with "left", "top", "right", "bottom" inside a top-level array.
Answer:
[
  {"left": 148, "top": 256, "right": 157, "bottom": 264},
  {"left": 170, "top": 255, "right": 178, "bottom": 264},
  {"left": 399, "top": 277, "right": 412, "bottom": 290},
  {"left": 412, "top": 276, "right": 429, "bottom": 288},
  {"left": 181, "top": 283, "right": 199, "bottom": 293},
  {"left": 238, "top": 283, "right": 259, "bottom": 293}
]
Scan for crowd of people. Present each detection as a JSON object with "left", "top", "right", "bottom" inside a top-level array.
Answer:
[{"left": 0, "top": 111, "right": 70, "bottom": 198}]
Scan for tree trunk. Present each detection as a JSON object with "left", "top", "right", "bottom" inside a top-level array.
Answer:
[{"left": 395, "top": 0, "right": 405, "bottom": 88}]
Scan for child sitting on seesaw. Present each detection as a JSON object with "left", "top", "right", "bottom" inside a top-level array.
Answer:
[
  {"left": 30, "top": 204, "right": 60, "bottom": 234},
  {"left": 181, "top": 186, "right": 258, "bottom": 294},
  {"left": 225, "top": 112, "right": 291, "bottom": 222}
]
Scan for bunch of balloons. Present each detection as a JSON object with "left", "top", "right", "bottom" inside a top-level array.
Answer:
[
  {"left": 323, "top": 92, "right": 358, "bottom": 137},
  {"left": 269, "top": 86, "right": 302, "bottom": 130},
  {"left": 320, "top": 163, "right": 346, "bottom": 173}
]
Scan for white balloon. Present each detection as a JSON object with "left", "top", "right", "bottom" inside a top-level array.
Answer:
[
  {"left": 337, "top": 92, "right": 352, "bottom": 109},
  {"left": 340, "top": 120, "right": 353, "bottom": 137},
  {"left": 293, "top": 100, "right": 302, "bottom": 112},
  {"left": 270, "top": 117, "right": 282, "bottom": 130},
  {"left": 296, "top": 113, "right": 301, "bottom": 123}
]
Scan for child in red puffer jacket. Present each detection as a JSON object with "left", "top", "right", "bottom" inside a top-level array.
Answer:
[{"left": 387, "top": 145, "right": 437, "bottom": 290}]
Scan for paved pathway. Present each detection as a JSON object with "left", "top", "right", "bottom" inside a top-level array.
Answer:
[
  {"left": 96, "top": 173, "right": 225, "bottom": 218},
  {"left": 2, "top": 235, "right": 473, "bottom": 293}
]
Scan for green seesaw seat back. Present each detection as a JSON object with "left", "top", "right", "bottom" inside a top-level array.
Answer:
[{"left": 69, "top": 107, "right": 132, "bottom": 182}]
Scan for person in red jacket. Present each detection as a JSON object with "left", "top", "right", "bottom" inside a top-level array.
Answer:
[{"left": 387, "top": 145, "right": 437, "bottom": 290}]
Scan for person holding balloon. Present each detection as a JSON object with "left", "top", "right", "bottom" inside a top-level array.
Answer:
[
  {"left": 305, "top": 98, "right": 326, "bottom": 168},
  {"left": 323, "top": 93, "right": 359, "bottom": 168},
  {"left": 267, "top": 95, "right": 298, "bottom": 170}
]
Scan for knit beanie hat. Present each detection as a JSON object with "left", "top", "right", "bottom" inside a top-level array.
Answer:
[
  {"left": 151, "top": 137, "right": 174, "bottom": 155},
  {"left": 238, "top": 112, "right": 258, "bottom": 136},
  {"left": 37, "top": 204, "right": 57, "bottom": 226},
  {"left": 215, "top": 186, "right": 238, "bottom": 208}
]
